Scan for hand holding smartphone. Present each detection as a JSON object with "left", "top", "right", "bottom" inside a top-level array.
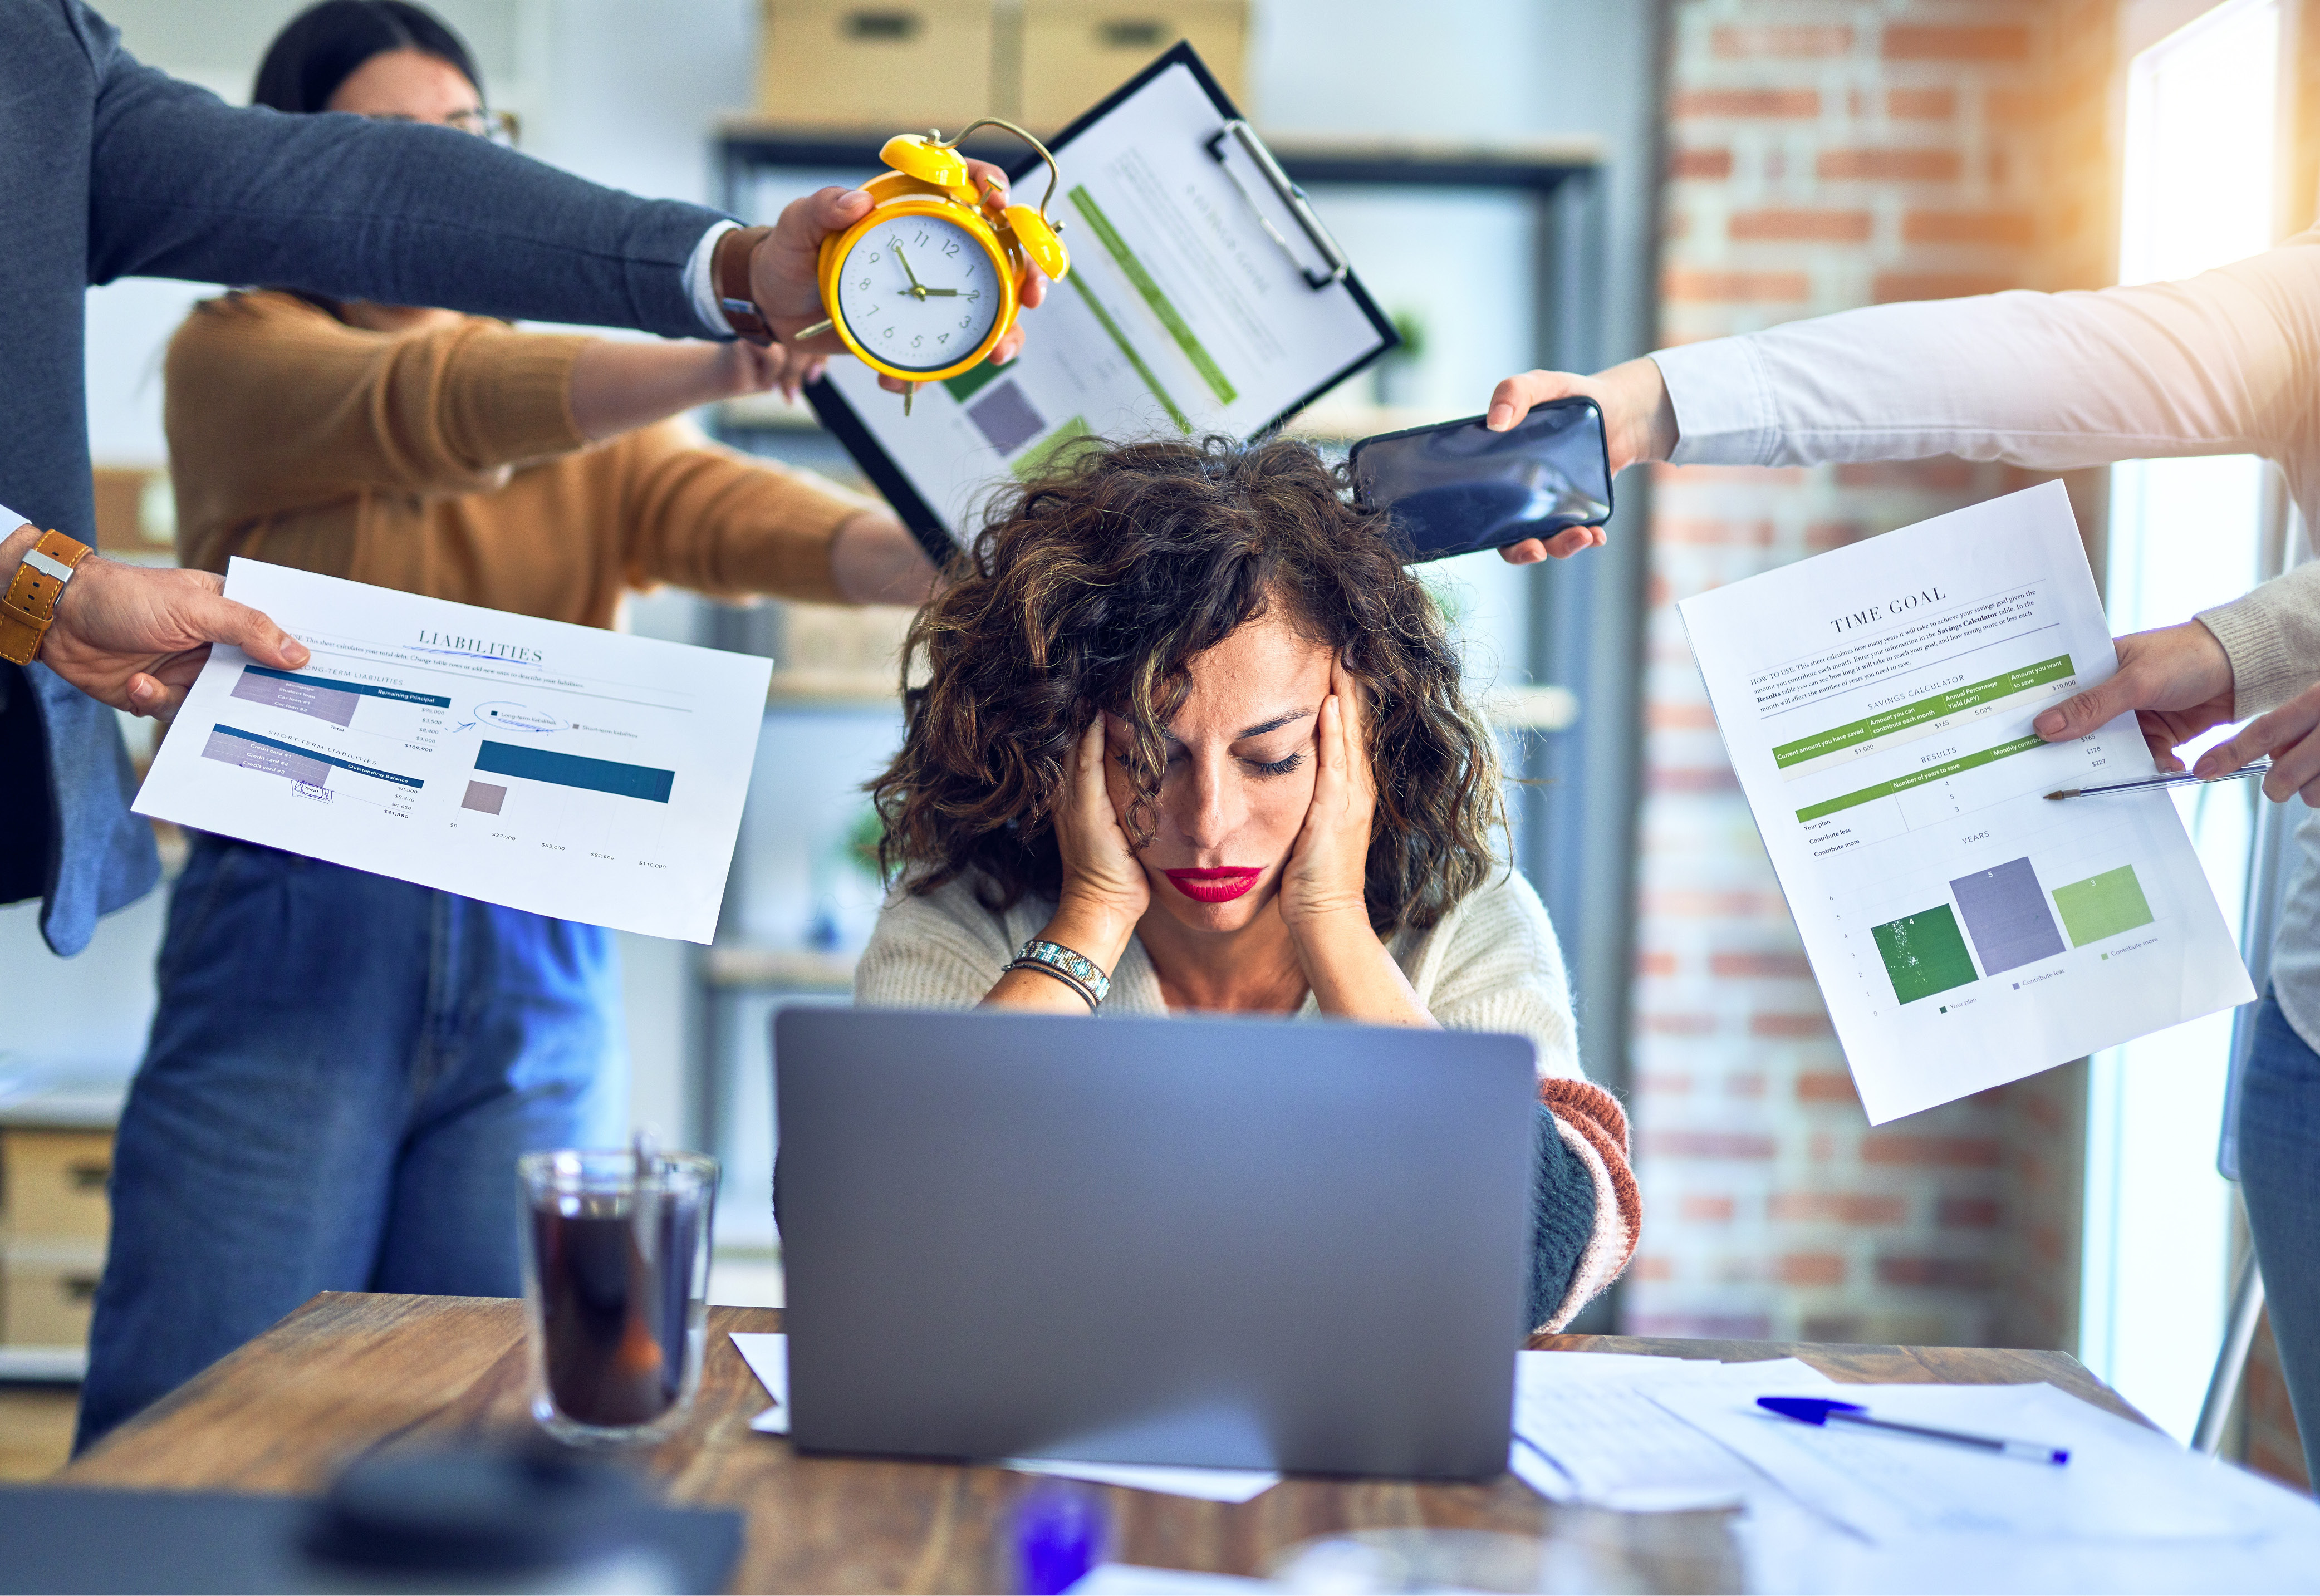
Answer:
[{"left": 1348, "top": 398, "right": 1613, "bottom": 564}]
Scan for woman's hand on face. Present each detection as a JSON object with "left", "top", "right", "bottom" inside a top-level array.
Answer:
[
  {"left": 1046, "top": 716, "right": 1149, "bottom": 965},
  {"left": 1278, "top": 656, "right": 1377, "bottom": 939}
]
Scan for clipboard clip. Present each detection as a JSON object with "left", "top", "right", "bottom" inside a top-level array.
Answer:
[{"left": 1203, "top": 120, "right": 1348, "bottom": 291}]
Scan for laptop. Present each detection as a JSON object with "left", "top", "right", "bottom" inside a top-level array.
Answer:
[{"left": 771, "top": 1006, "right": 1538, "bottom": 1479}]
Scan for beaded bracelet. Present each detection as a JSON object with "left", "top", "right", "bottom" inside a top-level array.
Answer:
[
  {"left": 1004, "top": 956, "right": 1098, "bottom": 1012},
  {"left": 1011, "top": 937, "right": 1111, "bottom": 1005}
]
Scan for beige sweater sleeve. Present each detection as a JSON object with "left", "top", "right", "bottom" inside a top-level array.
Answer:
[
  {"left": 1414, "top": 871, "right": 1581, "bottom": 1079},
  {"left": 2199, "top": 563, "right": 2320, "bottom": 719},
  {"left": 854, "top": 878, "right": 1018, "bottom": 1008},
  {"left": 1412, "top": 871, "right": 1636, "bottom": 1327}
]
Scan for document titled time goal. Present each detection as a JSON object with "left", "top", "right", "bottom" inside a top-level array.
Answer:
[{"left": 1679, "top": 481, "right": 2251, "bottom": 1123}]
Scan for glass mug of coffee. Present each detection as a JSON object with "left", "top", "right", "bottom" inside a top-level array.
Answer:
[{"left": 517, "top": 1147, "right": 717, "bottom": 1446}]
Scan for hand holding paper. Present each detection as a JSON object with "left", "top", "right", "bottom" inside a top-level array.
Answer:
[
  {"left": 133, "top": 561, "right": 769, "bottom": 942},
  {"left": 1676, "top": 483, "right": 2250, "bottom": 1121}
]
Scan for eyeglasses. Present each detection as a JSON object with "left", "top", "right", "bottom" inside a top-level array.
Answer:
[{"left": 367, "top": 107, "right": 520, "bottom": 147}]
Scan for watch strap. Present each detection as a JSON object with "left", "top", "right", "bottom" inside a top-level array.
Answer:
[
  {"left": 1, "top": 529, "right": 92, "bottom": 666},
  {"left": 713, "top": 224, "right": 778, "bottom": 348}
]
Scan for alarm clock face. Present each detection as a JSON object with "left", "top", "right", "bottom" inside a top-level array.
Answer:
[{"left": 835, "top": 212, "right": 1006, "bottom": 375}]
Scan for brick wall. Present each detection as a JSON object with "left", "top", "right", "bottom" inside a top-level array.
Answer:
[{"left": 1627, "top": 0, "right": 2115, "bottom": 1347}]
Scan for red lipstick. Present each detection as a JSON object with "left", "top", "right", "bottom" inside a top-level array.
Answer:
[{"left": 1164, "top": 867, "right": 1263, "bottom": 904}]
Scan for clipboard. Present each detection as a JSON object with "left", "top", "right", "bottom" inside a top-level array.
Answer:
[{"left": 805, "top": 42, "right": 1399, "bottom": 563}]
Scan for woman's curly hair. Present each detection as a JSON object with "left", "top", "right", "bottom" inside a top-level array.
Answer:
[{"left": 870, "top": 435, "right": 1504, "bottom": 934}]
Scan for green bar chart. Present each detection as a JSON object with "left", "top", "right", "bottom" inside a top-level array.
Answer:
[
  {"left": 2051, "top": 863, "right": 2155, "bottom": 947},
  {"left": 1872, "top": 905, "right": 1980, "bottom": 1004}
]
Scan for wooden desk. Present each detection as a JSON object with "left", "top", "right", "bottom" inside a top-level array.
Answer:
[{"left": 59, "top": 1293, "right": 2147, "bottom": 1593}]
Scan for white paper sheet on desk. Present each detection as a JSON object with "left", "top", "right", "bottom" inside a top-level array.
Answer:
[
  {"left": 1739, "top": 1492, "right": 2320, "bottom": 1596},
  {"left": 998, "top": 1455, "right": 1278, "bottom": 1504},
  {"left": 1656, "top": 1380, "right": 2320, "bottom": 1544},
  {"left": 733, "top": 1332, "right": 789, "bottom": 1431},
  {"left": 1676, "top": 482, "right": 2251, "bottom": 1122},
  {"left": 1067, "top": 1566, "right": 1270, "bottom": 1594},
  {"left": 1508, "top": 1351, "right": 1836, "bottom": 1510},
  {"left": 730, "top": 1333, "right": 1279, "bottom": 1502},
  {"left": 132, "top": 560, "right": 771, "bottom": 942}
]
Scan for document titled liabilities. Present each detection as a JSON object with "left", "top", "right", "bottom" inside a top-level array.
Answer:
[
  {"left": 134, "top": 561, "right": 773, "bottom": 942},
  {"left": 1678, "top": 482, "right": 2252, "bottom": 1122}
]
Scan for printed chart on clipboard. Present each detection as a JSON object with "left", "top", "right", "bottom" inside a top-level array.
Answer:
[{"left": 806, "top": 42, "right": 1399, "bottom": 562}]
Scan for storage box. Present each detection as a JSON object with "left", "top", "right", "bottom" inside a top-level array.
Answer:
[
  {"left": 1018, "top": 0, "right": 1248, "bottom": 130},
  {"left": 2, "top": 1247, "right": 103, "bottom": 1347},
  {"left": 758, "top": 0, "right": 998, "bottom": 131},
  {"left": 0, "top": 1129, "right": 112, "bottom": 1241}
]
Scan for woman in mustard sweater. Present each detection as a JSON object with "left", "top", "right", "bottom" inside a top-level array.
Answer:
[{"left": 79, "top": 0, "right": 932, "bottom": 1444}]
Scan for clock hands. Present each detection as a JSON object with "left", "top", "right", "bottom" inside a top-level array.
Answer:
[
  {"left": 893, "top": 243, "right": 928, "bottom": 301},
  {"left": 899, "top": 287, "right": 961, "bottom": 297}
]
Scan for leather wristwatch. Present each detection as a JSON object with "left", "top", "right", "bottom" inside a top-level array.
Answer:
[
  {"left": 0, "top": 529, "right": 93, "bottom": 666},
  {"left": 712, "top": 224, "right": 779, "bottom": 348}
]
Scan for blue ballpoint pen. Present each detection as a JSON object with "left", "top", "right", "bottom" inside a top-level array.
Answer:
[{"left": 1758, "top": 1397, "right": 2071, "bottom": 1464}]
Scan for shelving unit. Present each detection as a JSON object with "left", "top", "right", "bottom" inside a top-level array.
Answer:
[{"left": 0, "top": 1062, "right": 131, "bottom": 1383}]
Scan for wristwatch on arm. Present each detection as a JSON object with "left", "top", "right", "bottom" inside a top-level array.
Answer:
[
  {"left": 711, "top": 224, "right": 779, "bottom": 348},
  {"left": 0, "top": 529, "right": 93, "bottom": 666}
]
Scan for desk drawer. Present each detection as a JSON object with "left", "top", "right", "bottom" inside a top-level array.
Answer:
[
  {"left": 1, "top": 1129, "right": 114, "bottom": 1240},
  {"left": 3, "top": 1250, "right": 103, "bottom": 1346}
]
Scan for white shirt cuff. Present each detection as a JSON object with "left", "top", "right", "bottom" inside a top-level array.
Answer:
[
  {"left": 1651, "top": 338, "right": 1781, "bottom": 467},
  {"left": 686, "top": 220, "right": 743, "bottom": 337}
]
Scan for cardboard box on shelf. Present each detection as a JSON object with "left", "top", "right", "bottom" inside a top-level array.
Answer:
[
  {"left": 758, "top": 0, "right": 998, "bottom": 130},
  {"left": 1017, "top": 0, "right": 1248, "bottom": 131}
]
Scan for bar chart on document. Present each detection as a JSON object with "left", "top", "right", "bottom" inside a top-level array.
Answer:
[
  {"left": 1679, "top": 482, "right": 2250, "bottom": 1123},
  {"left": 135, "top": 559, "right": 772, "bottom": 942}
]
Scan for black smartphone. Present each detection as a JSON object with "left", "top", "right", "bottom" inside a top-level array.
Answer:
[{"left": 1347, "top": 398, "right": 1613, "bottom": 563}]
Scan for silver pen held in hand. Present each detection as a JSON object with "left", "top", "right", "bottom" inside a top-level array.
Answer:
[{"left": 2045, "top": 759, "right": 2272, "bottom": 801}]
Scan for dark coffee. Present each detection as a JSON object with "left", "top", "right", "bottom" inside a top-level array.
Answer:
[{"left": 531, "top": 1192, "right": 703, "bottom": 1428}]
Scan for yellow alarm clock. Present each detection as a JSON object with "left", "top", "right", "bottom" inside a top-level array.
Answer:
[{"left": 805, "top": 119, "right": 1071, "bottom": 409}]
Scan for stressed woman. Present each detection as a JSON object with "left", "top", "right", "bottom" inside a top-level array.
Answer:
[
  {"left": 857, "top": 437, "right": 1637, "bottom": 1331},
  {"left": 76, "top": 0, "right": 938, "bottom": 1448}
]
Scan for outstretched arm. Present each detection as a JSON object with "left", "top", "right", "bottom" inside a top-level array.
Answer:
[
  {"left": 79, "top": 4, "right": 1024, "bottom": 361},
  {"left": 1488, "top": 233, "right": 2320, "bottom": 562},
  {"left": 85, "top": 30, "right": 719, "bottom": 335},
  {"left": 567, "top": 339, "right": 826, "bottom": 441}
]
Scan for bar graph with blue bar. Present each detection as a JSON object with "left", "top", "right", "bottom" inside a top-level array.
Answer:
[
  {"left": 474, "top": 740, "right": 675, "bottom": 803},
  {"left": 239, "top": 665, "right": 452, "bottom": 708}
]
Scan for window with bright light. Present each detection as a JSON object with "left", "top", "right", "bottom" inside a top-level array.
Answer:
[{"left": 2084, "top": 0, "right": 2280, "bottom": 1442}]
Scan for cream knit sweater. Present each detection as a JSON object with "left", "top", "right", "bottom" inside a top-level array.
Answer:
[{"left": 854, "top": 867, "right": 1639, "bottom": 1329}]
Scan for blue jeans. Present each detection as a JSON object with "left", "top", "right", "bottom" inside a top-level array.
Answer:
[
  {"left": 2242, "top": 994, "right": 2320, "bottom": 1471},
  {"left": 75, "top": 837, "right": 625, "bottom": 1449}
]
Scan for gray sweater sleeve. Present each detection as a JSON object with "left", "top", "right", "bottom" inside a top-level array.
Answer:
[
  {"left": 2199, "top": 564, "right": 2320, "bottom": 720},
  {"left": 75, "top": 2, "right": 722, "bottom": 338}
]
